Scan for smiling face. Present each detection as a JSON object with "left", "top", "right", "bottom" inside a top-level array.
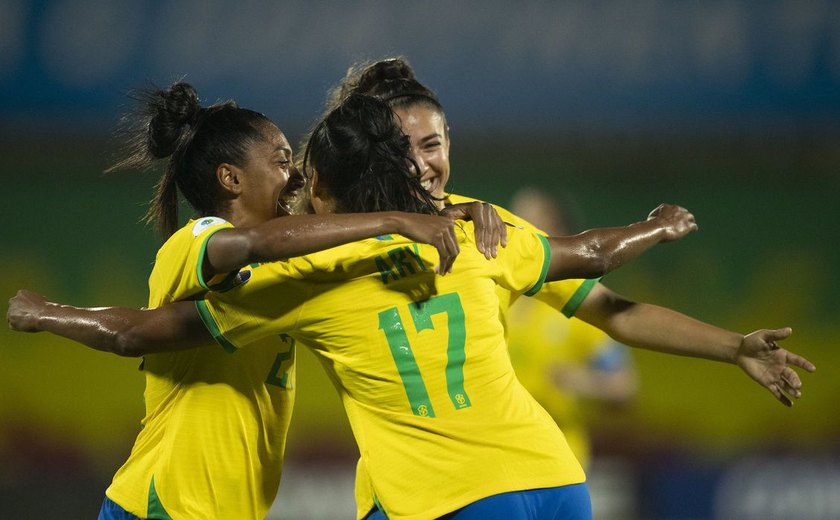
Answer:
[
  {"left": 393, "top": 104, "right": 450, "bottom": 210},
  {"left": 235, "top": 122, "right": 297, "bottom": 223}
]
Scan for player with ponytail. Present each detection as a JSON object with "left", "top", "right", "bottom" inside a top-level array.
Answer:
[
  {"left": 19, "top": 80, "right": 465, "bottom": 520},
  {"left": 9, "top": 91, "right": 726, "bottom": 520}
]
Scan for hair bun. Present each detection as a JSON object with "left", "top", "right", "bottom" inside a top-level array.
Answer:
[
  {"left": 148, "top": 82, "right": 202, "bottom": 158},
  {"left": 163, "top": 82, "right": 202, "bottom": 126},
  {"left": 381, "top": 59, "right": 410, "bottom": 80}
]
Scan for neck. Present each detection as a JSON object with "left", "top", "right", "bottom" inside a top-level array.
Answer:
[{"left": 215, "top": 201, "right": 254, "bottom": 228}]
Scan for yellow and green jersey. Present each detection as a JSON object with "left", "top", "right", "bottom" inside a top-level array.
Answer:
[
  {"left": 196, "top": 221, "right": 588, "bottom": 520},
  {"left": 105, "top": 217, "right": 295, "bottom": 520},
  {"left": 352, "top": 194, "right": 599, "bottom": 518},
  {"left": 446, "top": 194, "right": 598, "bottom": 320}
]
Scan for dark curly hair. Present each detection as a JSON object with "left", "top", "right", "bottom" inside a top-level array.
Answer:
[{"left": 303, "top": 93, "right": 439, "bottom": 216}]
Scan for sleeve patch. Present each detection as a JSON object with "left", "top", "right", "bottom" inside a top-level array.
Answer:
[{"left": 192, "top": 217, "right": 228, "bottom": 237}]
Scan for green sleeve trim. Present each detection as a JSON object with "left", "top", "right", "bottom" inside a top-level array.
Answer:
[
  {"left": 147, "top": 475, "right": 173, "bottom": 520},
  {"left": 194, "top": 300, "right": 237, "bottom": 353},
  {"left": 561, "top": 278, "right": 600, "bottom": 317},
  {"left": 524, "top": 234, "right": 552, "bottom": 297},
  {"left": 196, "top": 226, "right": 232, "bottom": 290}
]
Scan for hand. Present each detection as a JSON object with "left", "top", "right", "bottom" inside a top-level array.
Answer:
[
  {"left": 396, "top": 214, "right": 460, "bottom": 275},
  {"left": 7, "top": 289, "right": 49, "bottom": 332},
  {"left": 441, "top": 202, "right": 508, "bottom": 259},
  {"left": 735, "top": 327, "right": 816, "bottom": 407},
  {"left": 646, "top": 203, "right": 698, "bottom": 242}
]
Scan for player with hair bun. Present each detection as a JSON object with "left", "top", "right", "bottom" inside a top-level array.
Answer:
[
  {"left": 29, "top": 80, "right": 467, "bottom": 520},
  {"left": 328, "top": 57, "right": 815, "bottom": 519},
  {"left": 10, "top": 92, "right": 706, "bottom": 520}
]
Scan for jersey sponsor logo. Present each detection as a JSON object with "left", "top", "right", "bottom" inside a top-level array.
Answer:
[{"left": 192, "top": 216, "right": 228, "bottom": 237}]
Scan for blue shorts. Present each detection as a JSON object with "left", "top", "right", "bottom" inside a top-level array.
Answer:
[
  {"left": 364, "top": 483, "right": 592, "bottom": 520},
  {"left": 98, "top": 496, "right": 143, "bottom": 520}
]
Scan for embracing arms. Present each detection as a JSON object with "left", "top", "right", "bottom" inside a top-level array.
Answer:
[
  {"left": 4, "top": 211, "right": 466, "bottom": 356},
  {"left": 208, "top": 211, "right": 460, "bottom": 276}
]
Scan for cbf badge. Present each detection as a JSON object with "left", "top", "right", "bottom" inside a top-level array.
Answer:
[{"left": 192, "top": 217, "right": 228, "bottom": 237}]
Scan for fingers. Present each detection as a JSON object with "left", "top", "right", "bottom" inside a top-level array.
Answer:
[
  {"left": 471, "top": 202, "right": 505, "bottom": 259},
  {"left": 649, "top": 203, "right": 698, "bottom": 241},
  {"left": 779, "top": 370, "right": 802, "bottom": 399},
  {"left": 763, "top": 381, "right": 792, "bottom": 407},
  {"left": 435, "top": 226, "right": 460, "bottom": 275},
  {"left": 499, "top": 218, "right": 508, "bottom": 248},
  {"left": 483, "top": 203, "right": 501, "bottom": 258},
  {"left": 764, "top": 326, "right": 793, "bottom": 343},
  {"left": 786, "top": 351, "right": 816, "bottom": 373},
  {"left": 767, "top": 366, "right": 806, "bottom": 406}
]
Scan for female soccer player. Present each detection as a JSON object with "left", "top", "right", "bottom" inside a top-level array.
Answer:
[
  {"left": 324, "top": 58, "right": 816, "bottom": 519},
  {"left": 61, "top": 80, "right": 469, "bottom": 520},
  {"left": 8, "top": 93, "right": 809, "bottom": 520},
  {"left": 328, "top": 56, "right": 811, "bottom": 407}
]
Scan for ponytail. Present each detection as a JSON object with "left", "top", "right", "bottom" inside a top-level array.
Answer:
[{"left": 107, "top": 82, "right": 272, "bottom": 237}]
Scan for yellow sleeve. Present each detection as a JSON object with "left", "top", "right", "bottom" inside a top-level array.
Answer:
[
  {"left": 148, "top": 217, "right": 237, "bottom": 306},
  {"left": 492, "top": 225, "right": 551, "bottom": 296},
  {"left": 194, "top": 261, "right": 308, "bottom": 352},
  {"left": 447, "top": 194, "right": 598, "bottom": 315}
]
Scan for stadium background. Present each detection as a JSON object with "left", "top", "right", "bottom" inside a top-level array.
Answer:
[{"left": 1, "top": 1, "right": 838, "bottom": 518}]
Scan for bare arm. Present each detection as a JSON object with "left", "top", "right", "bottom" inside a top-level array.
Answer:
[
  {"left": 575, "top": 283, "right": 816, "bottom": 406},
  {"left": 7, "top": 290, "right": 207, "bottom": 357},
  {"left": 206, "top": 211, "right": 459, "bottom": 276},
  {"left": 546, "top": 203, "right": 697, "bottom": 280}
]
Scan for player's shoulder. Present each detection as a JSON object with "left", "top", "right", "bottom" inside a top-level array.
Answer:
[
  {"left": 446, "top": 193, "right": 543, "bottom": 233},
  {"left": 158, "top": 217, "right": 231, "bottom": 253},
  {"left": 184, "top": 216, "right": 233, "bottom": 241}
]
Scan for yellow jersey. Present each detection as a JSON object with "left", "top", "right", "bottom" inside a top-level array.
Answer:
[
  {"left": 354, "top": 194, "right": 598, "bottom": 518},
  {"left": 446, "top": 194, "right": 598, "bottom": 319},
  {"left": 197, "top": 222, "right": 588, "bottom": 520},
  {"left": 105, "top": 217, "right": 295, "bottom": 520}
]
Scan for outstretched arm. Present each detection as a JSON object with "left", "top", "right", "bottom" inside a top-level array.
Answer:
[
  {"left": 546, "top": 203, "right": 697, "bottom": 280},
  {"left": 575, "top": 283, "right": 816, "bottom": 406},
  {"left": 207, "top": 211, "right": 460, "bottom": 276},
  {"left": 7, "top": 290, "right": 206, "bottom": 357}
]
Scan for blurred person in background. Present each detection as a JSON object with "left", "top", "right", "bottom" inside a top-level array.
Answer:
[{"left": 506, "top": 187, "right": 638, "bottom": 469}]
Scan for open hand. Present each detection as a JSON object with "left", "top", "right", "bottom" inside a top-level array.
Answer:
[
  {"left": 647, "top": 203, "right": 698, "bottom": 242},
  {"left": 735, "top": 327, "right": 816, "bottom": 407}
]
